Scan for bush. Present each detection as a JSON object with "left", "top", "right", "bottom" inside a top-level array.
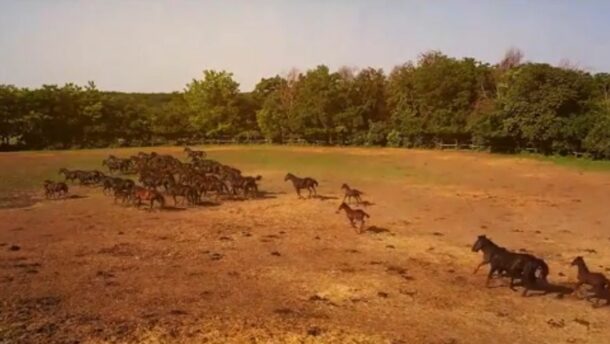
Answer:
[
  {"left": 386, "top": 130, "right": 403, "bottom": 147},
  {"left": 583, "top": 112, "right": 610, "bottom": 159},
  {"left": 365, "top": 122, "right": 389, "bottom": 146}
]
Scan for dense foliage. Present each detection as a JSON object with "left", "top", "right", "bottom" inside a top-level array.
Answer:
[{"left": 1, "top": 50, "right": 609, "bottom": 158}]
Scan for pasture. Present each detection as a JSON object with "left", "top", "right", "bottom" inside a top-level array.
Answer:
[{"left": 1, "top": 146, "right": 610, "bottom": 343}]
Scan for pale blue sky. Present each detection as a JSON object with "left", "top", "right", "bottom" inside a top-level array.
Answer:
[{"left": 1, "top": 1, "right": 609, "bottom": 92}]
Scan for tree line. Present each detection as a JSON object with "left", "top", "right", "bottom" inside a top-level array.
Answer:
[{"left": 1, "top": 49, "right": 609, "bottom": 158}]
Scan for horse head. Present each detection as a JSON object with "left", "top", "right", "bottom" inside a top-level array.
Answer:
[
  {"left": 570, "top": 256, "right": 584, "bottom": 266},
  {"left": 472, "top": 235, "right": 488, "bottom": 252}
]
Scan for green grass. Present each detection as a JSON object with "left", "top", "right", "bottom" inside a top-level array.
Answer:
[
  {"left": 2, "top": 145, "right": 607, "bottom": 197},
  {"left": 0, "top": 145, "right": 419, "bottom": 196},
  {"left": 516, "top": 153, "right": 610, "bottom": 172}
]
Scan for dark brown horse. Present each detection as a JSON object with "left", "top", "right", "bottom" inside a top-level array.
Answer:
[
  {"left": 43, "top": 180, "right": 68, "bottom": 198},
  {"left": 341, "top": 183, "right": 363, "bottom": 204},
  {"left": 284, "top": 173, "right": 318, "bottom": 198},
  {"left": 472, "top": 235, "right": 549, "bottom": 295},
  {"left": 571, "top": 256, "right": 610, "bottom": 304},
  {"left": 336, "top": 202, "right": 369, "bottom": 233},
  {"left": 167, "top": 182, "right": 199, "bottom": 206}
]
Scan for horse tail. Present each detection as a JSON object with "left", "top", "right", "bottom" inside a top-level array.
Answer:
[
  {"left": 312, "top": 179, "right": 319, "bottom": 187},
  {"left": 364, "top": 212, "right": 370, "bottom": 218}
]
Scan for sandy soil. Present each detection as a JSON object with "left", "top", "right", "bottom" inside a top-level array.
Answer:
[{"left": 1, "top": 147, "right": 610, "bottom": 343}]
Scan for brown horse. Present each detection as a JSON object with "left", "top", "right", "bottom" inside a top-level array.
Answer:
[
  {"left": 341, "top": 183, "right": 364, "bottom": 204},
  {"left": 571, "top": 256, "right": 610, "bottom": 304},
  {"left": 284, "top": 173, "right": 318, "bottom": 198},
  {"left": 132, "top": 186, "right": 165, "bottom": 209},
  {"left": 336, "top": 202, "right": 369, "bottom": 233}
]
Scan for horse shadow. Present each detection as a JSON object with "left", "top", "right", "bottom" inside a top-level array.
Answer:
[
  {"left": 159, "top": 206, "right": 188, "bottom": 212},
  {"left": 223, "top": 193, "right": 275, "bottom": 202},
  {"left": 358, "top": 200, "right": 375, "bottom": 207},
  {"left": 198, "top": 200, "right": 221, "bottom": 207},
  {"left": 312, "top": 194, "right": 339, "bottom": 201},
  {"left": 257, "top": 191, "right": 282, "bottom": 199},
  {"left": 514, "top": 280, "right": 574, "bottom": 298},
  {"left": 363, "top": 226, "right": 392, "bottom": 234},
  {"left": 45, "top": 194, "right": 87, "bottom": 202}
]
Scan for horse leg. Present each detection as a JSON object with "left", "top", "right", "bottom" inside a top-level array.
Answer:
[
  {"left": 486, "top": 267, "right": 497, "bottom": 287},
  {"left": 509, "top": 276, "right": 518, "bottom": 291},
  {"left": 473, "top": 261, "right": 487, "bottom": 274},
  {"left": 573, "top": 281, "right": 584, "bottom": 297}
]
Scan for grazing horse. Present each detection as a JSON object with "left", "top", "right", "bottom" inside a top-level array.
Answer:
[
  {"left": 571, "top": 256, "right": 609, "bottom": 304},
  {"left": 132, "top": 186, "right": 165, "bottom": 209},
  {"left": 284, "top": 173, "right": 318, "bottom": 198},
  {"left": 472, "top": 235, "right": 549, "bottom": 294},
  {"left": 43, "top": 180, "right": 69, "bottom": 198},
  {"left": 336, "top": 202, "right": 369, "bottom": 233},
  {"left": 341, "top": 183, "right": 363, "bottom": 204}
]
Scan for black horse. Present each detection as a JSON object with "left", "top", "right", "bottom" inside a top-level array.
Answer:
[{"left": 472, "top": 235, "right": 549, "bottom": 296}]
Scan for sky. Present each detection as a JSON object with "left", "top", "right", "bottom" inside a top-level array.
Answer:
[{"left": 1, "top": 0, "right": 609, "bottom": 92}]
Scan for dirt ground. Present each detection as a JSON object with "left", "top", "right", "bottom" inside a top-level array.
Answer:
[{"left": 1, "top": 147, "right": 610, "bottom": 344}]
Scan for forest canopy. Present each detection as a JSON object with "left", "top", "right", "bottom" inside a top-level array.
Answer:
[{"left": 1, "top": 50, "right": 609, "bottom": 158}]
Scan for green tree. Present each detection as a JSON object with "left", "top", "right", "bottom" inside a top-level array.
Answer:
[
  {"left": 184, "top": 70, "right": 241, "bottom": 138},
  {"left": 255, "top": 73, "right": 299, "bottom": 143},
  {"left": 151, "top": 92, "right": 192, "bottom": 141},
  {"left": 0, "top": 85, "right": 24, "bottom": 146},
  {"left": 494, "top": 63, "right": 596, "bottom": 153}
]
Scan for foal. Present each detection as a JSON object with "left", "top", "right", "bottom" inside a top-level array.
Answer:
[
  {"left": 336, "top": 202, "right": 369, "bottom": 233},
  {"left": 341, "top": 183, "right": 364, "bottom": 204},
  {"left": 43, "top": 180, "right": 69, "bottom": 198},
  {"left": 571, "top": 256, "right": 609, "bottom": 303},
  {"left": 284, "top": 173, "right": 318, "bottom": 198}
]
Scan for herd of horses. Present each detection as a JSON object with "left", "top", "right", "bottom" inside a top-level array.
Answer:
[
  {"left": 50, "top": 147, "right": 262, "bottom": 209},
  {"left": 43, "top": 147, "right": 609, "bottom": 308}
]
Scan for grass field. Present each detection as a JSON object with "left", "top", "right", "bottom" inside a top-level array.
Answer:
[{"left": 1, "top": 146, "right": 610, "bottom": 343}]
